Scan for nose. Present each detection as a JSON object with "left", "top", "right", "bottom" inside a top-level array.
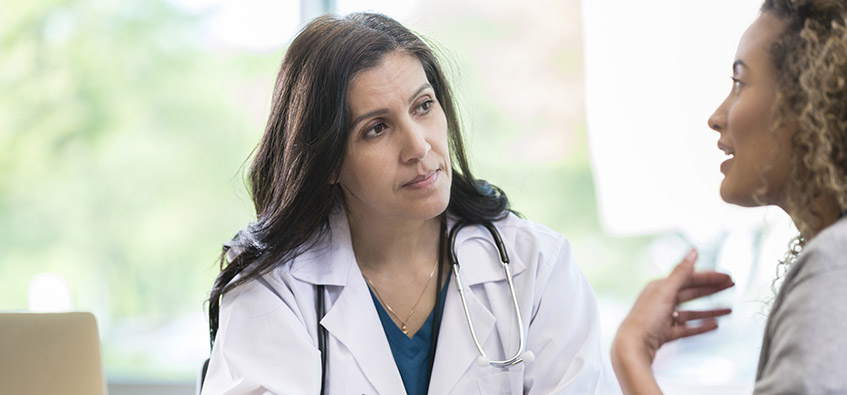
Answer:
[
  {"left": 708, "top": 97, "right": 728, "bottom": 133},
  {"left": 400, "top": 121, "right": 431, "bottom": 163}
]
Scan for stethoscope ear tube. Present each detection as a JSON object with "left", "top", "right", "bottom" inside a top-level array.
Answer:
[
  {"left": 481, "top": 222, "right": 509, "bottom": 264},
  {"left": 448, "top": 219, "right": 467, "bottom": 267},
  {"left": 449, "top": 220, "right": 510, "bottom": 266},
  {"left": 316, "top": 284, "right": 327, "bottom": 395}
]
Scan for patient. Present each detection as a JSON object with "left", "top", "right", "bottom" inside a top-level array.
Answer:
[{"left": 612, "top": 0, "right": 847, "bottom": 393}]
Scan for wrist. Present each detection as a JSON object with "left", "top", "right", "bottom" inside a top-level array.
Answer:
[
  {"left": 612, "top": 334, "right": 646, "bottom": 369},
  {"left": 612, "top": 325, "right": 652, "bottom": 366},
  {"left": 611, "top": 329, "right": 661, "bottom": 395}
]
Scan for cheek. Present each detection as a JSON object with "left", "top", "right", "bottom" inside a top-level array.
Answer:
[
  {"left": 431, "top": 112, "right": 450, "bottom": 156},
  {"left": 347, "top": 156, "right": 381, "bottom": 183},
  {"left": 337, "top": 161, "right": 356, "bottom": 187},
  {"left": 339, "top": 150, "right": 374, "bottom": 187},
  {"left": 729, "top": 100, "right": 772, "bottom": 152}
]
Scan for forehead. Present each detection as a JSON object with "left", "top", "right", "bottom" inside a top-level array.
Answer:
[
  {"left": 734, "top": 13, "right": 786, "bottom": 73},
  {"left": 347, "top": 52, "right": 429, "bottom": 113}
]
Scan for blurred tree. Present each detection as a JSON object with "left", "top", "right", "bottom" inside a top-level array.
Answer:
[{"left": 0, "top": 0, "right": 279, "bottom": 379}]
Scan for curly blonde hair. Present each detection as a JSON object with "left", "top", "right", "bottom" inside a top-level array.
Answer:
[{"left": 761, "top": 0, "right": 847, "bottom": 266}]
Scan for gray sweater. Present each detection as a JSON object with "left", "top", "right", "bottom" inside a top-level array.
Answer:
[{"left": 754, "top": 217, "right": 847, "bottom": 394}]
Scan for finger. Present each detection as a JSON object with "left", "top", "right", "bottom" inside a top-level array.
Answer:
[
  {"left": 667, "top": 249, "right": 698, "bottom": 289},
  {"left": 682, "top": 271, "right": 734, "bottom": 289},
  {"left": 678, "top": 283, "right": 735, "bottom": 303},
  {"left": 668, "top": 319, "right": 719, "bottom": 341},
  {"left": 676, "top": 308, "right": 732, "bottom": 323}
]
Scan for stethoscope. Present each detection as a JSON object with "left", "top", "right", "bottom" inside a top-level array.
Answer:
[
  {"left": 448, "top": 220, "right": 533, "bottom": 368},
  {"left": 315, "top": 219, "right": 531, "bottom": 395}
]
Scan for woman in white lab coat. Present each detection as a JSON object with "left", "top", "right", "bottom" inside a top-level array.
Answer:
[{"left": 202, "top": 12, "right": 618, "bottom": 395}]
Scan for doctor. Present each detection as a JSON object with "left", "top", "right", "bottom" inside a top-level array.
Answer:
[{"left": 202, "top": 12, "right": 618, "bottom": 395}]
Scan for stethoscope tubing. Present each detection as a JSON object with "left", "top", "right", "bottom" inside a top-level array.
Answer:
[{"left": 449, "top": 220, "right": 527, "bottom": 368}]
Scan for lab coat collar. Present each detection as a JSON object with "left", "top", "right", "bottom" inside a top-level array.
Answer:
[
  {"left": 288, "top": 209, "right": 524, "bottom": 394},
  {"left": 291, "top": 207, "right": 526, "bottom": 286},
  {"left": 446, "top": 214, "right": 527, "bottom": 285},
  {"left": 286, "top": 208, "right": 355, "bottom": 287},
  {"left": 287, "top": 210, "right": 527, "bottom": 287}
]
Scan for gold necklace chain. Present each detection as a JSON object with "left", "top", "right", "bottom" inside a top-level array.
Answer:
[{"left": 364, "top": 257, "right": 439, "bottom": 335}]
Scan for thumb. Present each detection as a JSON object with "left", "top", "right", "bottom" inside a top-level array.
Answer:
[{"left": 667, "top": 249, "right": 698, "bottom": 288}]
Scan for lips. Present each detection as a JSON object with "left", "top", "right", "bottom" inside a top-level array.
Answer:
[
  {"left": 718, "top": 140, "right": 735, "bottom": 175},
  {"left": 718, "top": 141, "right": 735, "bottom": 157},
  {"left": 720, "top": 157, "right": 734, "bottom": 175},
  {"left": 402, "top": 169, "right": 439, "bottom": 189}
]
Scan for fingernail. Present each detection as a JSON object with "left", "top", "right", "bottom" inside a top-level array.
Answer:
[{"left": 685, "top": 249, "right": 698, "bottom": 262}]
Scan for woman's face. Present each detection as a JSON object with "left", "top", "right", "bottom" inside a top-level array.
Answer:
[
  {"left": 338, "top": 51, "right": 451, "bottom": 224},
  {"left": 708, "top": 13, "right": 793, "bottom": 207}
]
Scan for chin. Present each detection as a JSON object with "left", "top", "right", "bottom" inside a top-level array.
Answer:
[
  {"left": 719, "top": 181, "right": 761, "bottom": 208},
  {"left": 419, "top": 189, "right": 451, "bottom": 219},
  {"left": 430, "top": 194, "right": 451, "bottom": 217}
]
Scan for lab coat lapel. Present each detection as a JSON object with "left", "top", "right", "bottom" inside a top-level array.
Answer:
[
  {"left": 429, "top": 220, "right": 523, "bottom": 394},
  {"left": 321, "top": 265, "right": 406, "bottom": 394},
  {"left": 305, "top": 210, "right": 405, "bottom": 394},
  {"left": 428, "top": 274, "right": 496, "bottom": 394}
]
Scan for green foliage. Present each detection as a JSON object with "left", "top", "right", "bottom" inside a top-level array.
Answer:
[{"left": 1, "top": 0, "right": 280, "bottom": 379}]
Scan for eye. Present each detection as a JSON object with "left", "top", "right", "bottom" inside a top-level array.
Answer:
[
  {"left": 363, "top": 122, "right": 387, "bottom": 139},
  {"left": 416, "top": 99, "right": 434, "bottom": 114},
  {"left": 730, "top": 76, "right": 744, "bottom": 91}
]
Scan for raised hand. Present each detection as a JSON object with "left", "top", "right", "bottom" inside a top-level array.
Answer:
[{"left": 611, "top": 249, "right": 735, "bottom": 395}]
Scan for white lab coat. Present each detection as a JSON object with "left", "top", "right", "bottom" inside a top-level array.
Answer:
[{"left": 202, "top": 211, "right": 620, "bottom": 394}]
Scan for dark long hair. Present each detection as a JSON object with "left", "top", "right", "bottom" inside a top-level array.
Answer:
[{"left": 207, "top": 12, "right": 510, "bottom": 347}]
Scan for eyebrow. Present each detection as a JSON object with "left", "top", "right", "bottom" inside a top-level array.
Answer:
[
  {"left": 407, "top": 83, "right": 432, "bottom": 104},
  {"left": 350, "top": 83, "right": 433, "bottom": 127},
  {"left": 732, "top": 60, "right": 748, "bottom": 75}
]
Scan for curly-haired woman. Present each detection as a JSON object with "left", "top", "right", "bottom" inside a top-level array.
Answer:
[{"left": 612, "top": 0, "right": 847, "bottom": 393}]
